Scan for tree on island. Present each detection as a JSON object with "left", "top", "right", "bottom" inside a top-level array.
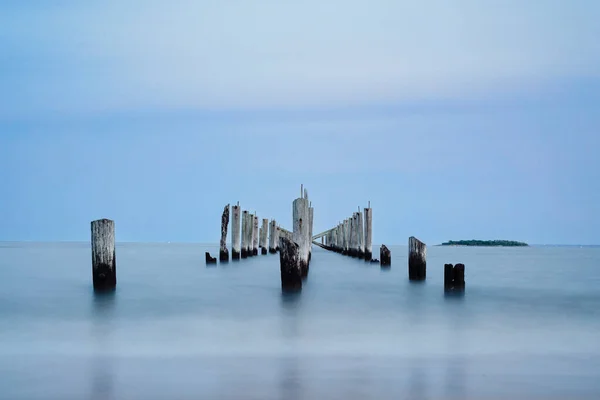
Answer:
[{"left": 440, "top": 240, "right": 528, "bottom": 247}]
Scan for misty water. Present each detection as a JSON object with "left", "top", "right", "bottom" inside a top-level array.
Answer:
[{"left": 1, "top": 242, "right": 599, "bottom": 399}]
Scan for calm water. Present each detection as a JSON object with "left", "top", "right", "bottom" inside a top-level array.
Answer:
[{"left": 1, "top": 242, "right": 599, "bottom": 399}]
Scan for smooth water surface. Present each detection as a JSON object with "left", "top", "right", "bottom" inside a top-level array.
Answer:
[{"left": 1, "top": 242, "right": 599, "bottom": 399}]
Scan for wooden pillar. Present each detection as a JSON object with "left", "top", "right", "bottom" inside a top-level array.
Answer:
[
  {"left": 252, "top": 215, "right": 259, "bottom": 256},
  {"left": 343, "top": 219, "right": 349, "bottom": 255},
  {"left": 445, "top": 263, "right": 465, "bottom": 292},
  {"left": 219, "top": 204, "right": 230, "bottom": 262},
  {"left": 455, "top": 263, "right": 465, "bottom": 290},
  {"left": 91, "top": 219, "right": 116, "bottom": 291},
  {"left": 241, "top": 211, "right": 249, "bottom": 259},
  {"left": 269, "top": 220, "right": 277, "bottom": 253},
  {"left": 231, "top": 203, "right": 241, "bottom": 260},
  {"left": 205, "top": 252, "right": 217, "bottom": 264},
  {"left": 260, "top": 218, "right": 268, "bottom": 255},
  {"left": 357, "top": 209, "right": 365, "bottom": 259},
  {"left": 279, "top": 236, "right": 302, "bottom": 291},
  {"left": 380, "top": 244, "right": 391, "bottom": 267},
  {"left": 444, "top": 264, "right": 454, "bottom": 289},
  {"left": 364, "top": 205, "right": 372, "bottom": 261},
  {"left": 350, "top": 213, "right": 358, "bottom": 257},
  {"left": 408, "top": 236, "right": 426, "bottom": 280},
  {"left": 293, "top": 194, "right": 310, "bottom": 277}
]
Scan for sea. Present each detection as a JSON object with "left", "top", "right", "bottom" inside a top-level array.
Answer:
[{"left": 0, "top": 242, "right": 599, "bottom": 400}]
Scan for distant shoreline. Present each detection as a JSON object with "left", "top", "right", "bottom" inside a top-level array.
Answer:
[{"left": 440, "top": 240, "right": 529, "bottom": 247}]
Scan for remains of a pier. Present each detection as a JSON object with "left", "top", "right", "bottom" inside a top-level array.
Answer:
[
  {"left": 279, "top": 237, "right": 302, "bottom": 291},
  {"left": 380, "top": 244, "right": 391, "bottom": 266},
  {"left": 293, "top": 186, "right": 311, "bottom": 277},
  {"left": 312, "top": 202, "right": 374, "bottom": 262},
  {"left": 260, "top": 218, "right": 268, "bottom": 255},
  {"left": 91, "top": 219, "right": 116, "bottom": 291},
  {"left": 219, "top": 204, "right": 230, "bottom": 262},
  {"left": 408, "top": 236, "right": 427, "bottom": 280},
  {"left": 231, "top": 203, "right": 241, "bottom": 260},
  {"left": 444, "top": 263, "right": 465, "bottom": 292}
]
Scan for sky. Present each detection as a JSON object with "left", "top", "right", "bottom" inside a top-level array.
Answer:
[{"left": 1, "top": 0, "right": 599, "bottom": 244}]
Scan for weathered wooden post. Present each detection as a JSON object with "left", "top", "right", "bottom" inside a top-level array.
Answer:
[
  {"left": 343, "top": 219, "right": 350, "bottom": 255},
  {"left": 231, "top": 203, "right": 241, "bottom": 260},
  {"left": 205, "top": 252, "right": 217, "bottom": 264},
  {"left": 454, "top": 263, "right": 465, "bottom": 290},
  {"left": 357, "top": 209, "right": 365, "bottom": 259},
  {"left": 248, "top": 213, "right": 255, "bottom": 257},
  {"left": 219, "top": 204, "right": 230, "bottom": 262},
  {"left": 350, "top": 213, "right": 358, "bottom": 257},
  {"left": 364, "top": 204, "right": 372, "bottom": 261},
  {"left": 241, "top": 211, "right": 249, "bottom": 258},
  {"left": 444, "top": 263, "right": 465, "bottom": 291},
  {"left": 293, "top": 187, "right": 310, "bottom": 277},
  {"left": 268, "top": 220, "right": 277, "bottom": 253},
  {"left": 380, "top": 244, "right": 391, "bottom": 266},
  {"left": 260, "top": 218, "right": 268, "bottom": 255},
  {"left": 408, "top": 236, "right": 427, "bottom": 280},
  {"left": 279, "top": 237, "right": 302, "bottom": 291},
  {"left": 444, "top": 264, "right": 454, "bottom": 289},
  {"left": 252, "top": 215, "right": 259, "bottom": 256},
  {"left": 91, "top": 219, "right": 116, "bottom": 291}
]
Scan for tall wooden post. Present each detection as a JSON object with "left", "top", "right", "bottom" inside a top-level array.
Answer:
[
  {"left": 357, "top": 209, "right": 365, "bottom": 259},
  {"left": 293, "top": 190, "right": 310, "bottom": 277},
  {"left": 408, "top": 236, "right": 427, "bottom": 280},
  {"left": 231, "top": 203, "right": 241, "bottom": 260},
  {"left": 241, "top": 211, "right": 249, "bottom": 259},
  {"left": 252, "top": 215, "right": 259, "bottom": 256},
  {"left": 364, "top": 205, "right": 372, "bottom": 261},
  {"left": 269, "top": 219, "right": 278, "bottom": 253},
  {"left": 260, "top": 218, "right": 269, "bottom": 255},
  {"left": 219, "top": 204, "right": 230, "bottom": 262},
  {"left": 91, "top": 219, "right": 116, "bottom": 291}
]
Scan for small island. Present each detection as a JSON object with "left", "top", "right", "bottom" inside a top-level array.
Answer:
[{"left": 440, "top": 240, "right": 528, "bottom": 247}]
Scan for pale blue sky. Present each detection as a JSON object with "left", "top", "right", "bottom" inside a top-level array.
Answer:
[{"left": 1, "top": 1, "right": 599, "bottom": 244}]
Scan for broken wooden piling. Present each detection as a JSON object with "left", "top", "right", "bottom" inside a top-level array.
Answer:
[
  {"left": 445, "top": 263, "right": 466, "bottom": 291},
  {"left": 219, "top": 204, "right": 230, "bottom": 262},
  {"left": 279, "top": 236, "right": 302, "bottom": 291},
  {"left": 231, "top": 203, "right": 241, "bottom": 260},
  {"left": 364, "top": 205, "right": 372, "bottom": 261},
  {"left": 260, "top": 218, "right": 268, "bottom": 255},
  {"left": 408, "top": 236, "right": 426, "bottom": 280},
  {"left": 91, "top": 218, "right": 117, "bottom": 291},
  {"left": 205, "top": 252, "right": 217, "bottom": 264},
  {"left": 380, "top": 244, "right": 391, "bottom": 266}
]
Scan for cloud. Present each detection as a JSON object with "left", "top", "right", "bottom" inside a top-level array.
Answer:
[{"left": 1, "top": 0, "right": 599, "bottom": 116}]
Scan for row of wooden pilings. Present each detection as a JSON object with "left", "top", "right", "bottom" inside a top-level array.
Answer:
[
  {"left": 89, "top": 186, "right": 463, "bottom": 293},
  {"left": 210, "top": 185, "right": 314, "bottom": 291}
]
